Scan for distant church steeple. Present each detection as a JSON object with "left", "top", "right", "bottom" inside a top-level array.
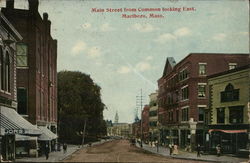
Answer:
[{"left": 114, "top": 111, "right": 119, "bottom": 123}]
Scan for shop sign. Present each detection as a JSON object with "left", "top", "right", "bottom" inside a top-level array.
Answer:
[{"left": 5, "top": 129, "right": 25, "bottom": 135}]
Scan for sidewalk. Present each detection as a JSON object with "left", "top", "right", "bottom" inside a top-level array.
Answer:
[
  {"left": 136, "top": 143, "right": 249, "bottom": 163},
  {"left": 15, "top": 139, "right": 109, "bottom": 162}
]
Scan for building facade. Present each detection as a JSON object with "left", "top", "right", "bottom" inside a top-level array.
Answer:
[
  {"left": 148, "top": 92, "right": 158, "bottom": 142},
  {"left": 142, "top": 105, "right": 149, "bottom": 141},
  {"left": 157, "top": 53, "right": 250, "bottom": 150},
  {"left": 0, "top": 10, "right": 42, "bottom": 161},
  {"left": 208, "top": 64, "right": 250, "bottom": 155},
  {"left": 2, "top": 0, "right": 57, "bottom": 132}
]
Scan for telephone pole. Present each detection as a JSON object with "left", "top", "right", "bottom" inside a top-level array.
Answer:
[{"left": 136, "top": 89, "right": 144, "bottom": 148}]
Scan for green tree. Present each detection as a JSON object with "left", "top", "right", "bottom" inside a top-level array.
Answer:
[{"left": 57, "top": 71, "right": 106, "bottom": 144}]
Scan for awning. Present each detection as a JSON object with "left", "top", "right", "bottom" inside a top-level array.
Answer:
[
  {"left": 209, "top": 129, "right": 248, "bottom": 133},
  {"left": 15, "top": 134, "right": 37, "bottom": 141},
  {"left": 38, "top": 126, "right": 58, "bottom": 141},
  {"left": 0, "top": 106, "right": 41, "bottom": 135}
]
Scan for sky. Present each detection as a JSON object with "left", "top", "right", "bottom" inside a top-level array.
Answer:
[{"left": 1, "top": 0, "right": 249, "bottom": 123}]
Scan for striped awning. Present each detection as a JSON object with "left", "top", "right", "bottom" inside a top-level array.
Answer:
[
  {"left": 209, "top": 129, "right": 248, "bottom": 133},
  {"left": 0, "top": 106, "right": 41, "bottom": 136},
  {"left": 38, "top": 126, "right": 58, "bottom": 141}
]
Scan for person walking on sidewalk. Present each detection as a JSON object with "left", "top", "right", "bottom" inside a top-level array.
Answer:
[
  {"left": 172, "top": 144, "right": 179, "bottom": 155},
  {"left": 216, "top": 144, "right": 221, "bottom": 157},
  {"left": 169, "top": 144, "right": 173, "bottom": 155},
  {"left": 45, "top": 145, "right": 49, "bottom": 160},
  {"left": 63, "top": 143, "right": 67, "bottom": 154},
  {"left": 197, "top": 144, "right": 201, "bottom": 157}
]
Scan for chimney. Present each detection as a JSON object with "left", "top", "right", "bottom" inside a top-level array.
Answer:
[
  {"left": 28, "top": 0, "right": 39, "bottom": 12},
  {"left": 43, "top": 13, "right": 48, "bottom": 21},
  {"left": 43, "top": 13, "right": 51, "bottom": 36},
  {"left": 6, "top": 0, "right": 14, "bottom": 9}
]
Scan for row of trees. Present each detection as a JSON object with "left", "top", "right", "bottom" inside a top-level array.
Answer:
[{"left": 57, "top": 71, "right": 106, "bottom": 144}]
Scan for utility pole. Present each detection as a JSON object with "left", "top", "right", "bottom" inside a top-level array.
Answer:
[
  {"left": 136, "top": 89, "right": 144, "bottom": 148},
  {"left": 81, "top": 118, "right": 87, "bottom": 147}
]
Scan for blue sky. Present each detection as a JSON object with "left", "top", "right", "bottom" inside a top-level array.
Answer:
[{"left": 1, "top": 0, "right": 249, "bottom": 123}]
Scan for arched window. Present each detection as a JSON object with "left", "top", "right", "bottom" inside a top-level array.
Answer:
[
  {"left": 0, "top": 46, "right": 3, "bottom": 90},
  {"left": 221, "top": 83, "right": 239, "bottom": 102},
  {"left": 5, "top": 51, "right": 10, "bottom": 92}
]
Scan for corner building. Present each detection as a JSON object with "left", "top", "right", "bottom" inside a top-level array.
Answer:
[
  {"left": 157, "top": 53, "right": 249, "bottom": 151},
  {"left": 2, "top": 0, "right": 58, "bottom": 153}
]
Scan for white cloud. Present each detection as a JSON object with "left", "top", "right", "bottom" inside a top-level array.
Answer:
[
  {"left": 155, "top": 33, "right": 176, "bottom": 43},
  {"left": 100, "top": 23, "right": 114, "bottom": 32},
  {"left": 117, "top": 66, "right": 131, "bottom": 74},
  {"left": 87, "top": 47, "right": 101, "bottom": 58},
  {"left": 81, "top": 23, "right": 92, "bottom": 30},
  {"left": 129, "top": 23, "right": 157, "bottom": 32},
  {"left": 71, "top": 41, "right": 87, "bottom": 55},
  {"left": 212, "top": 33, "right": 227, "bottom": 41},
  {"left": 174, "top": 27, "right": 191, "bottom": 37},
  {"left": 135, "top": 62, "right": 152, "bottom": 72}
]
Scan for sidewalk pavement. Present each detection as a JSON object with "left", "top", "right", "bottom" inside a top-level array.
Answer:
[
  {"left": 15, "top": 139, "right": 110, "bottom": 162},
  {"left": 136, "top": 143, "right": 249, "bottom": 163}
]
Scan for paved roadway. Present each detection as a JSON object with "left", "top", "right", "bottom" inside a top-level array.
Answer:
[{"left": 64, "top": 139, "right": 209, "bottom": 162}]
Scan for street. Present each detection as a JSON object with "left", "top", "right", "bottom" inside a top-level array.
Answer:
[{"left": 64, "top": 140, "right": 208, "bottom": 162}]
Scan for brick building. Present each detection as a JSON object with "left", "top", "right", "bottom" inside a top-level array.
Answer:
[
  {"left": 0, "top": 11, "right": 41, "bottom": 161},
  {"left": 142, "top": 105, "right": 149, "bottom": 141},
  {"left": 2, "top": 0, "right": 57, "bottom": 153},
  {"left": 157, "top": 53, "right": 250, "bottom": 150}
]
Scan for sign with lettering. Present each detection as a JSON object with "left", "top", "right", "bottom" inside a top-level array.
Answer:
[{"left": 5, "top": 129, "right": 25, "bottom": 135}]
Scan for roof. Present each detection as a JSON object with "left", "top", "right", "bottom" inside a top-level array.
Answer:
[
  {"left": 162, "top": 57, "right": 176, "bottom": 77},
  {"left": 208, "top": 64, "right": 250, "bottom": 79}
]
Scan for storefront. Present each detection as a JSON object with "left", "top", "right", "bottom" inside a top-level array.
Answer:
[
  {"left": 209, "top": 129, "right": 248, "bottom": 154},
  {"left": 37, "top": 126, "right": 58, "bottom": 156},
  {"left": 0, "top": 106, "right": 41, "bottom": 161}
]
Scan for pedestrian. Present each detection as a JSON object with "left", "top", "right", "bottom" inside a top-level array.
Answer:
[
  {"left": 197, "top": 144, "right": 201, "bottom": 157},
  {"left": 169, "top": 144, "right": 173, "bottom": 155},
  {"left": 63, "top": 143, "right": 67, "bottom": 154},
  {"left": 45, "top": 144, "right": 49, "bottom": 160},
  {"left": 172, "top": 144, "right": 179, "bottom": 155},
  {"left": 216, "top": 144, "right": 221, "bottom": 157}
]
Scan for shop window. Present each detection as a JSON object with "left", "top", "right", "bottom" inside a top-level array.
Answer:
[
  {"left": 199, "top": 63, "right": 206, "bottom": 75},
  {"left": 229, "top": 106, "right": 243, "bottom": 124},
  {"left": 181, "top": 86, "right": 189, "bottom": 100},
  {"left": 217, "top": 108, "right": 225, "bottom": 123},
  {"left": 198, "top": 84, "right": 206, "bottom": 98},
  {"left": 181, "top": 107, "right": 189, "bottom": 121},
  {"left": 16, "top": 43, "right": 28, "bottom": 67},
  {"left": 17, "top": 88, "right": 28, "bottom": 115},
  {"left": 221, "top": 83, "right": 239, "bottom": 102}
]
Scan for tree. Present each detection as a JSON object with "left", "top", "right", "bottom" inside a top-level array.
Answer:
[{"left": 57, "top": 71, "right": 106, "bottom": 144}]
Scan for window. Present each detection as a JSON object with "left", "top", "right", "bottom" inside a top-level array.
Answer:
[
  {"left": 198, "top": 107, "right": 205, "bottom": 121},
  {"left": 16, "top": 43, "right": 28, "bottom": 67},
  {"left": 176, "top": 110, "right": 179, "bottom": 122},
  {"left": 169, "top": 111, "right": 173, "bottom": 121},
  {"left": 229, "top": 63, "right": 237, "bottom": 70},
  {"left": 149, "top": 110, "right": 157, "bottom": 117},
  {"left": 199, "top": 63, "right": 206, "bottom": 75},
  {"left": 229, "top": 106, "right": 243, "bottom": 124},
  {"left": 221, "top": 83, "right": 239, "bottom": 102},
  {"left": 217, "top": 108, "right": 225, "bottom": 123},
  {"left": 179, "top": 69, "right": 188, "bottom": 81},
  {"left": 17, "top": 88, "right": 28, "bottom": 115},
  {"left": 181, "top": 86, "right": 189, "bottom": 100},
  {"left": 181, "top": 107, "right": 189, "bottom": 121},
  {"left": 5, "top": 52, "right": 10, "bottom": 92},
  {"left": 0, "top": 47, "right": 3, "bottom": 90},
  {"left": 198, "top": 84, "right": 206, "bottom": 98},
  {"left": 204, "top": 111, "right": 209, "bottom": 125},
  {"left": 149, "top": 121, "right": 157, "bottom": 127}
]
